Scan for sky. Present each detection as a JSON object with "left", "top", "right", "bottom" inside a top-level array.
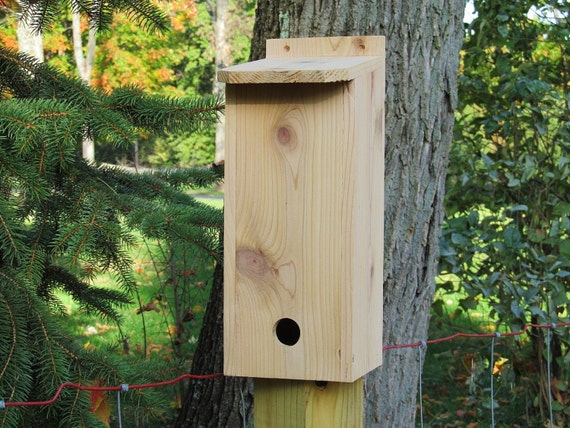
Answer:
[{"left": 464, "top": 0, "right": 477, "bottom": 23}]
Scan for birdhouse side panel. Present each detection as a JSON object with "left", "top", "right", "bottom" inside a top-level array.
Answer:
[{"left": 349, "top": 70, "right": 384, "bottom": 379}]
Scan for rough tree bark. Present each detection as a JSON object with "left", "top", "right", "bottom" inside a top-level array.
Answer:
[
  {"left": 247, "top": 1, "right": 465, "bottom": 426},
  {"left": 176, "top": 262, "right": 253, "bottom": 427}
]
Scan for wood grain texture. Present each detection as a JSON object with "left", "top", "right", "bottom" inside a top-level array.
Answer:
[
  {"left": 254, "top": 378, "right": 364, "bottom": 427},
  {"left": 217, "top": 56, "right": 381, "bottom": 84},
  {"left": 265, "top": 36, "right": 385, "bottom": 58},
  {"left": 223, "top": 36, "right": 384, "bottom": 382}
]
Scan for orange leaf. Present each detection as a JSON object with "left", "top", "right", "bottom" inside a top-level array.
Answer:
[
  {"left": 0, "top": 0, "right": 20, "bottom": 10},
  {"left": 493, "top": 357, "right": 508, "bottom": 375},
  {"left": 90, "top": 380, "right": 111, "bottom": 426}
]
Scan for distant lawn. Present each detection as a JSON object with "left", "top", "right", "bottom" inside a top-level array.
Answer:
[
  {"left": 56, "top": 189, "right": 223, "bottom": 362},
  {"left": 195, "top": 194, "right": 223, "bottom": 209}
]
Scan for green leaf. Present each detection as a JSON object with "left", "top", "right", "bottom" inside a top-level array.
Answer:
[
  {"left": 459, "top": 297, "right": 478, "bottom": 310},
  {"left": 552, "top": 291, "right": 569, "bottom": 307},
  {"left": 536, "top": 120, "right": 548, "bottom": 136},
  {"left": 468, "top": 210, "right": 479, "bottom": 226},
  {"left": 560, "top": 240, "right": 570, "bottom": 258},
  {"left": 504, "top": 226, "right": 521, "bottom": 247},
  {"left": 550, "top": 219, "right": 560, "bottom": 237},
  {"left": 528, "top": 305, "right": 545, "bottom": 317},
  {"left": 440, "top": 241, "right": 457, "bottom": 256},
  {"left": 496, "top": 13, "right": 509, "bottom": 22},
  {"left": 554, "top": 202, "right": 570, "bottom": 216},
  {"left": 505, "top": 172, "right": 520, "bottom": 187},
  {"left": 432, "top": 299, "right": 444, "bottom": 317},
  {"left": 509, "top": 204, "right": 528, "bottom": 212},
  {"left": 498, "top": 24, "right": 509, "bottom": 37},
  {"left": 451, "top": 232, "right": 471, "bottom": 247}
]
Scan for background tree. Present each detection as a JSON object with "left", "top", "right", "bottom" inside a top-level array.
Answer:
[
  {"left": 0, "top": 0, "right": 226, "bottom": 425},
  {"left": 212, "top": 0, "right": 256, "bottom": 163},
  {"left": 438, "top": 0, "right": 570, "bottom": 423},
  {"left": 15, "top": 1, "right": 43, "bottom": 61},
  {"left": 71, "top": 3, "right": 97, "bottom": 161},
  {"left": 0, "top": 0, "right": 255, "bottom": 168},
  {"left": 177, "top": 0, "right": 466, "bottom": 426}
]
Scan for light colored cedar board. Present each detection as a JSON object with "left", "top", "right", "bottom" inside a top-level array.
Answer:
[
  {"left": 224, "top": 82, "right": 354, "bottom": 380},
  {"left": 266, "top": 36, "right": 385, "bottom": 58},
  {"left": 217, "top": 56, "right": 381, "bottom": 84},
  {"left": 223, "top": 35, "right": 384, "bottom": 382}
]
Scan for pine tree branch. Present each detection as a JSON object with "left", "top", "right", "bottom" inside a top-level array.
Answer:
[
  {"left": 106, "top": 86, "right": 224, "bottom": 135},
  {"left": 43, "top": 265, "right": 131, "bottom": 320},
  {"left": 113, "top": 0, "right": 169, "bottom": 33},
  {"left": 0, "top": 48, "right": 36, "bottom": 99},
  {"left": 15, "top": 0, "right": 168, "bottom": 34},
  {"left": 0, "top": 13, "right": 225, "bottom": 422}
]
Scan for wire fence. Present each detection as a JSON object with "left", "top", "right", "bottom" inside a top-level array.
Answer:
[
  {"left": 397, "top": 321, "right": 570, "bottom": 428},
  {"left": 2, "top": 322, "right": 569, "bottom": 427}
]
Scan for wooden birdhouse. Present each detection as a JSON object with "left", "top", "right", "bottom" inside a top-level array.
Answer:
[{"left": 219, "top": 36, "right": 385, "bottom": 382}]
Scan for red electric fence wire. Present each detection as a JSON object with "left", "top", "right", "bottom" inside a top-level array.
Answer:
[
  {"left": 0, "top": 373, "right": 223, "bottom": 408},
  {"left": 2, "top": 321, "right": 570, "bottom": 409},
  {"left": 382, "top": 321, "right": 570, "bottom": 351}
]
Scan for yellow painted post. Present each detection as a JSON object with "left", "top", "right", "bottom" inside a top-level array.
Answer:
[
  {"left": 254, "top": 378, "right": 364, "bottom": 428},
  {"left": 219, "top": 36, "right": 385, "bottom": 426}
]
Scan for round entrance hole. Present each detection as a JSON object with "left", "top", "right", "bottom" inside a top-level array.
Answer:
[{"left": 275, "top": 318, "right": 300, "bottom": 346}]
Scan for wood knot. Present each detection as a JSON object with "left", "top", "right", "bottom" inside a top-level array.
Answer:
[
  {"left": 236, "top": 248, "right": 269, "bottom": 277},
  {"left": 277, "top": 126, "right": 291, "bottom": 144},
  {"left": 354, "top": 38, "right": 366, "bottom": 52},
  {"left": 276, "top": 126, "right": 297, "bottom": 150}
]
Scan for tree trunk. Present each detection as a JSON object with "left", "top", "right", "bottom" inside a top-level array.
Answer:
[
  {"left": 176, "top": 262, "right": 253, "bottom": 427},
  {"left": 213, "top": 0, "right": 231, "bottom": 164},
  {"left": 72, "top": 8, "right": 97, "bottom": 162},
  {"left": 16, "top": 5, "right": 44, "bottom": 61},
  {"left": 248, "top": 1, "right": 465, "bottom": 426}
]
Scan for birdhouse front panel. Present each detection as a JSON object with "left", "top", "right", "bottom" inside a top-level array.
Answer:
[{"left": 221, "top": 36, "right": 384, "bottom": 382}]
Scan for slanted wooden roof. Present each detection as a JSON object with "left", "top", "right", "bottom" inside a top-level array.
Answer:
[{"left": 217, "top": 56, "right": 381, "bottom": 84}]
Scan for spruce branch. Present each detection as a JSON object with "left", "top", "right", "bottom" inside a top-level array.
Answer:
[
  {"left": 0, "top": 7, "right": 225, "bottom": 422},
  {"left": 0, "top": 48, "right": 36, "bottom": 99},
  {"left": 43, "top": 265, "right": 131, "bottom": 321},
  {"left": 107, "top": 86, "right": 224, "bottom": 135},
  {"left": 114, "top": 0, "right": 169, "bottom": 33},
  {"left": 0, "top": 199, "right": 26, "bottom": 266},
  {"left": 151, "top": 166, "right": 224, "bottom": 189},
  {"left": 16, "top": 0, "right": 61, "bottom": 33},
  {"left": 14, "top": 0, "right": 168, "bottom": 34},
  {"left": 0, "top": 98, "right": 82, "bottom": 165}
]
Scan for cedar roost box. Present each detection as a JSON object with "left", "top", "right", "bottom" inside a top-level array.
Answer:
[{"left": 219, "top": 36, "right": 384, "bottom": 382}]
